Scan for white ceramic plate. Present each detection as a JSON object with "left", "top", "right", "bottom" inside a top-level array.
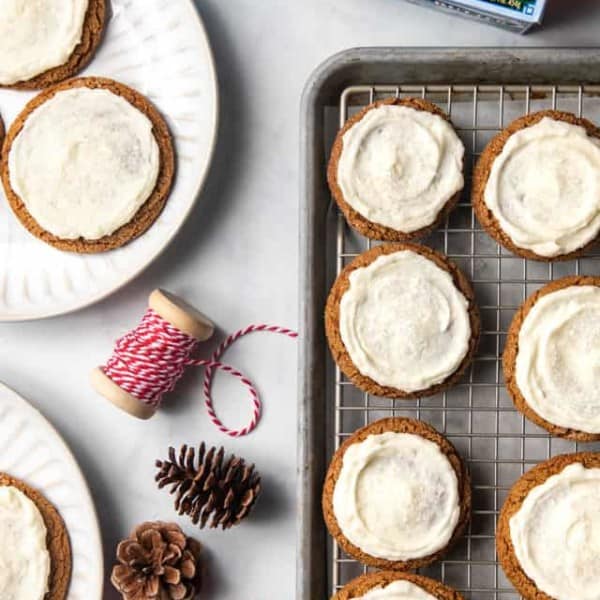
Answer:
[
  {"left": 0, "top": 382, "right": 103, "bottom": 599},
  {"left": 0, "top": 0, "right": 218, "bottom": 320}
]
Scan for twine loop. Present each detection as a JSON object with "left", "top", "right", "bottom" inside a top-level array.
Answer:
[{"left": 102, "top": 309, "right": 297, "bottom": 437}]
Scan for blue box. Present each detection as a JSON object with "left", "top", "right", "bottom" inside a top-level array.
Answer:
[{"left": 404, "top": 0, "right": 547, "bottom": 33}]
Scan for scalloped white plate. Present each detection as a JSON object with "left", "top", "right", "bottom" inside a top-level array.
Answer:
[
  {"left": 0, "top": 0, "right": 218, "bottom": 320},
  {"left": 0, "top": 382, "right": 103, "bottom": 599}
]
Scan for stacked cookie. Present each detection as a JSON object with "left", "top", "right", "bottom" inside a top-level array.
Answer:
[
  {"left": 325, "top": 97, "right": 600, "bottom": 600},
  {"left": 0, "top": 0, "right": 174, "bottom": 254}
]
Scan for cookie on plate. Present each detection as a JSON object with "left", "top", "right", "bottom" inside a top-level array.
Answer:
[
  {"left": 504, "top": 276, "right": 600, "bottom": 441},
  {"left": 0, "top": 0, "right": 106, "bottom": 89},
  {"left": 332, "top": 571, "right": 464, "bottom": 600},
  {"left": 322, "top": 418, "right": 471, "bottom": 570},
  {"left": 328, "top": 97, "right": 464, "bottom": 241},
  {"left": 472, "top": 110, "right": 600, "bottom": 261},
  {"left": 325, "top": 242, "right": 479, "bottom": 399},
  {"left": 1, "top": 76, "right": 175, "bottom": 253},
  {"left": 497, "top": 452, "right": 600, "bottom": 600},
  {"left": 0, "top": 472, "right": 71, "bottom": 600}
]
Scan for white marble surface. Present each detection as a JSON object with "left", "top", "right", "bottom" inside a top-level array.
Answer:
[{"left": 2, "top": 1, "right": 600, "bottom": 598}]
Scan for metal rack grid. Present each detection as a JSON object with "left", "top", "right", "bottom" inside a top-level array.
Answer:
[{"left": 328, "top": 83, "right": 600, "bottom": 599}]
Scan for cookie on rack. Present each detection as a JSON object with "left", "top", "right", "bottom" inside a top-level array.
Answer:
[
  {"left": 497, "top": 452, "right": 600, "bottom": 600},
  {"left": 0, "top": 472, "right": 71, "bottom": 600},
  {"left": 472, "top": 110, "right": 600, "bottom": 261},
  {"left": 1, "top": 76, "right": 174, "bottom": 253},
  {"left": 503, "top": 275, "right": 600, "bottom": 441},
  {"left": 332, "top": 571, "right": 464, "bottom": 600},
  {"left": 0, "top": 0, "right": 106, "bottom": 89},
  {"left": 322, "top": 417, "right": 471, "bottom": 571},
  {"left": 327, "top": 97, "right": 465, "bottom": 241},
  {"left": 325, "top": 242, "right": 479, "bottom": 399}
]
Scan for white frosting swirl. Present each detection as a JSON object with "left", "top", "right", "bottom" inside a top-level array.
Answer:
[
  {"left": 0, "top": 0, "right": 89, "bottom": 85},
  {"left": 515, "top": 284, "right": 600, "bottom": 433},
  {"left": 337, "top": 104, "right": 464, "bottom": 232},
  {"left": 483, "top": 117, "right": 600, "bottom": 257},
  {"left": 339, "top": 250, "right": 471, "bottom": 392},
  {"left": 356, "top": 580, "right": 437, "bottom": 600},
  {"left": 333, "top": 431, "right": 461, "bottom": 561},
  {"left": 0, "top": 486, "right": 51, "bottom": 600},
  {"left": 9, "top": 87, "right": 160, "bottom": 240},
  {"left": 510, "top": 463, "right": 600, "bottom": 600}
]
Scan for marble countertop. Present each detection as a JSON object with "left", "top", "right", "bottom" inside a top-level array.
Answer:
[{"left": 2, "top": 1, "right": 600, "bottom": 598}]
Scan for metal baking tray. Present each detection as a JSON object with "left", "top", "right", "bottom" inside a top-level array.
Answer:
[{"left": 298, "top": 48, "right": 600, "bottom": 600}]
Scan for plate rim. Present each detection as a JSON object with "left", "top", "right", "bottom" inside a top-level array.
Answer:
[
  {"left": 0, "top": 380, "right": 104, "bottom": 599},
  {"left": 1, "top": 0, "right": 219, "bottom": 322}
]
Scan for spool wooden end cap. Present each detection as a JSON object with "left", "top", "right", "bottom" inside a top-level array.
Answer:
[
  {"left": 91, "top": 289, "right": 215, "bottom": 419},
  {"left": 149, "top": 289, "right": 215, "bottom": 341},
  {"left": 90, "top": 367, "right": 157, "bottom": 420}
]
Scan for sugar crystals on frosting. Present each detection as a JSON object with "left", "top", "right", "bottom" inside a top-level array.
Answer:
[
  {"left": 483, "top": 117, "right": 600, "bottom": 257},
  {"left": 337, "top": 104, "right": 464, "bottom": 232},
  {"left": 515, "top": 284, "right": 600, "bottom": 433},
  {"left": 339, "top": 250, "right": 471, "bottom": 392},
  {"left": 510, "top": 463, "right": 600, "bottom": 600},
  {"left": 0, "top": 0, "right": 89, "bottom": 85},
  {"left": 0, "top": 485, "right": 51, "bottom": 600},
  {"left": 9, "top": 87, "right": 160, "bottom": 240},
  {"left": 333, "top": 431, "right": 460, "bottom": 561},
  {"left": 356, "top": 580, "right": 437, "bottom": 600}
]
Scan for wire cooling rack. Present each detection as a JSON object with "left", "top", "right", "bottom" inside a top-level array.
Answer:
[{"left": 328, "top": 84, "right": 600, "bottom": 599}]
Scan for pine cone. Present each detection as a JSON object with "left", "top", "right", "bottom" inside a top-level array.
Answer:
[
  {"left": 111, "top": 521, "right": 202, "bottom": 600},
  {"left": 155, "top": 443, "right": 261, "bottom": 529}
]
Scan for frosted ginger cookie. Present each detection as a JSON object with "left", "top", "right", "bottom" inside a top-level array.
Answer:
[
  {"left": 328, "top": 97, "right": 465, "bottom": 241},
  {"left": 472, "top": 110, "right": 600, "bottom": 260},
  {"left": 0, "top": 0, "right": 106, "bottom": 89},
  {"left": 0, "top": 473, "right": 71, "bottom": 600},
  {"left": 1, "top": 76, "right": 175, "bottom": 253},
  {"left": 322, "top": 418, "right": 471, "bottom": 570},
  {"left": 332, "top": 571, "right": 464, "bottom": 600},
  {"left": 497, "top": 453, "right": 600, "bottom": 600},
  {"left": 504, "top": 276, "right": 600, "bottom": 441},
  {"left": 325, "top": 243, "right": 479, "bottom": 399}
]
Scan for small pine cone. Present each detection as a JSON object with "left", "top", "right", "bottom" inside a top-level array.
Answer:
[
  {"left": 155, "top": 443, "right": 261, "bottom": 530},
  {"left": 111, "top": 521, "right": 202, "bottom": 600}
]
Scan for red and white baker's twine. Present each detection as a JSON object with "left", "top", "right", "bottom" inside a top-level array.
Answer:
[{"left": 101, "top": 309, "right": 297, "bottom": 437}]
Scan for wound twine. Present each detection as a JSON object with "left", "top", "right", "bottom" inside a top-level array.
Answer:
[{"left": 101, "top": 308, "right": 297, "bottom": 437}]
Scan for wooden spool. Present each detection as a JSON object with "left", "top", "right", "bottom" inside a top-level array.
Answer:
[{"left": 90, "top": 289, "right": 214, "bottom": 419}]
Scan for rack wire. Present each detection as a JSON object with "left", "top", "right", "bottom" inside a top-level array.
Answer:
[{"left": 328, "top": 83, "right": 600, "bottom": 599}]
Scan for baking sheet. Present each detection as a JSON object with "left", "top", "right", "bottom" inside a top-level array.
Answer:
[{"left": 299, "top": 48, "right": 600, "bottom": 600}]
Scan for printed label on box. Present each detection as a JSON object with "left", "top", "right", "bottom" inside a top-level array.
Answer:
[{"left": 479, "top": 0, "right": 537, "bottom": 15}]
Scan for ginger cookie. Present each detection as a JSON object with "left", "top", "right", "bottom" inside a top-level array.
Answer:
[
  {"left": 322, "top": 417, "right": 471, "bottom": 571},
  {"left": 328, "top": 97, "right": 464, "bottom": 241},
  {"left": 503, "top": 276, "right": 600, "bottom": 441},
  {"left": 332, "top": 571, "right": 464, "bottom": 600},
  {"left": 472, "top": 110, "right": 600, "bottom": 261},
  {"left": 0, "top": 0, "right": 106, "bottom": 89},
  {"left": 325, "top": 242, "right": 479, "bottom": 399},
  {"left": 1, "top": 76, "right": 175, "bottom": 253},
  {"left": 497, "top": 452, "right": 600, "bottom": 600},
  {"left": 0, "top": 472, "right": 71, "bottom": 600}
]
